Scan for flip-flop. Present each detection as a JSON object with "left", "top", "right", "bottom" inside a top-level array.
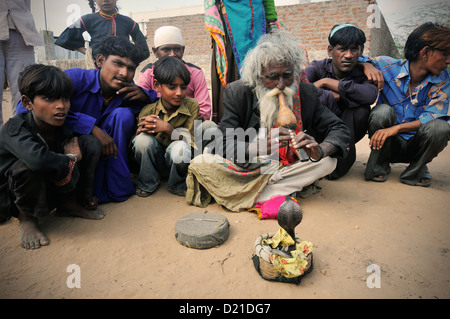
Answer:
[
  {"left": 135, "top": 188, "right": 153, "bottom": 197},
  {"left": 416, "top": 167, "right": 432, "bottom": 187}
]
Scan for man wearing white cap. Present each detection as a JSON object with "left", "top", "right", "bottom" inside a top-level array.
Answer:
[{"left": 137, "top": 26, "right": 212, "bottom": 122}]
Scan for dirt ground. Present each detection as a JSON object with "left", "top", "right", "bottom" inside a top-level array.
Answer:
[{"left": 1, "top": 89, "right": 449, "bottom": 300}]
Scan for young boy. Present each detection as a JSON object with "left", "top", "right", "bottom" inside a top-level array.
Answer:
[
  {"left": 0, "top": 64, "right": 103, "bottom": 250},
  {"left": 132, "top": 56, "right": 199, "bottom": 197},
  {"left": 17, "top": 36, "right": 157, "bottom": 204}
]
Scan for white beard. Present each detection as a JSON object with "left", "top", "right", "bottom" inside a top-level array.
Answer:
[{"left": 254, "top": 83, "right": 297, "bottom": 129}]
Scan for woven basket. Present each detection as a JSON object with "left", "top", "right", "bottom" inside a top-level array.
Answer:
[{"left": 253, "top": 233, "right": 313, "bottom": 283}]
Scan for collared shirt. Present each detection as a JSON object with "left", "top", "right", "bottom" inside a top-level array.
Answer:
[
  {"left": 16, "top": 68, "right": 158, "bottom": 135},
  {"left": 0, "top": 0, "right": 44, "bottom": 46},
  {"left": 360, "top": 55, "right": 450, "bottom": 139},
  {"left": 137, "top": 61, "right": 212, "bottom": 121},
  {"left": 138, "top": 97, "right": 199, "bottom": 149},
  {"left": 305, "top": 58, "right": 378, "bottom": 115}
]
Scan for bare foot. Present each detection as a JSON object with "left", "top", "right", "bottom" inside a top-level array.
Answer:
[
  {"left": 57, "top": 203, "right": 106, "bottom": 220},
  {"left": 18, "top": 215, "right": 49, "bottom": 249},
  {"left": 81, "top": 196, "right": 98, "bottom": 210}
]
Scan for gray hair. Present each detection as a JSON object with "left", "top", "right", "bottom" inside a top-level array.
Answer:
[{"left": 240, "top": 30, "right": 306, "bottom": 88}]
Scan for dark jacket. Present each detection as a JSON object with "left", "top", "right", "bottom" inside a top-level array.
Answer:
[
  {"left": 305, "top": 58, "right": 378, "bottom": 116},
  {"left": 219, "top": 80, "right": 351, "bottom": 167},
  {"left": 0, "top": 113, "right": 79, "bottom": 221}
]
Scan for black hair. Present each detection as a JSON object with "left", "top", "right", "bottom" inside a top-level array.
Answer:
[
  {"left": 18, "top": 64, "right": 73, "bottom": 102},
  {"left": 153, "top": 56, "right": 191, "bottom": 85},
  {"left": 87, "top": 0, "right": 119, "bottom": 13},
  {"left": 97, "top": 35, "right": 141, "bottom": 65},
  {"left": 328, "top": 24, "right": 366, "bottom": 48},
  {"left": 88, "top": 0, "right": 96, "bottom": 12},
  {"left": 404, "top": 22, "right": 450, "bottom": 62}
]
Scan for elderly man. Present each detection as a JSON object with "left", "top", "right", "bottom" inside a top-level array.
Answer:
[{"left": 186, "top": 31, "right": 351, "bottom": 212}]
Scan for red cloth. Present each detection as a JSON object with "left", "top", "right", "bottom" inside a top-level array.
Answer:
[{"left": 276, "top": 72, "right": 308, "bottom": 165}]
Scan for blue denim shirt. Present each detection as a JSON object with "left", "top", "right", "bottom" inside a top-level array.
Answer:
[{"left": 359, "top": 55, "right": 450, "bottom": 139}]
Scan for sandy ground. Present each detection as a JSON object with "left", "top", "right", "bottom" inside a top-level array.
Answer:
[{"left": 1, "top": 89, "right": 449, "bottom": 300}]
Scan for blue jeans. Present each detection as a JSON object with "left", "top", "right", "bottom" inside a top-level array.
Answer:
[{"left": 132, "top": 133, "right": 192, "bottom": 195}]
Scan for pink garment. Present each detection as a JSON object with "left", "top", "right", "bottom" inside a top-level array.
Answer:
[
  {"left": 137, "top": 61, "right": 212, "bottom": 121},
  {"left": 253, "top": 195, "right": 300, "bottom": 220}
]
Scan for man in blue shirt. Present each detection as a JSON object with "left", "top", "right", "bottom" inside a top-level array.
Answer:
[
  {"left": 18, "top": 36, "right": 157, "bottom": 203},
  {"left": 360, "top": 23, "right": 450, "bottom": 187}
]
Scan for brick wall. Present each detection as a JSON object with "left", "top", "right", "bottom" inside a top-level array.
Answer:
[{"left": 140, "top": 0, "right": 397, "bottom": 85}]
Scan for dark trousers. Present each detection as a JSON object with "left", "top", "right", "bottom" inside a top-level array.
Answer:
[
  {"left": 364, "top": 104, "right": 450, "bottom": 185},
  {"left": 330, "top": 104, "right": 370, "bottom": 179},
  {"left": 7, "top": 135, "right": 101, "bottom": 218}
]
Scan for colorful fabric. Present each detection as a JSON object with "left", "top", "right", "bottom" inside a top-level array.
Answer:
[
  {"left": 276, "top": 75, "right": 305, "bottom": 165},
  {"left": 204, "top": 0, "right": 228, "bottom": 87},
  {"left": 359, "top": 55, "right": 450, "bottom": 140},
  {"left": 221, "top": 0, "right": 266, "bottom": 71},
  {"left": 186, "top": 153, "right": 280, "bottom": 212},
  {"left": 249, "top": 195, "right": 299, "bottom": 219},
  {"left": 262, "top": 228, "right": 313, "bottom": 278}
]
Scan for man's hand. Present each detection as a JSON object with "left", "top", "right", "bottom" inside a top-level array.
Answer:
[
  {"left": 116, "top": 82, "right": 150, "bottom": 102},
  {"left": 92, "top": 126, "right": 117, "bottom": 159},
  {"left": 369, "top": 126, "right": 399, "bottom": 150},
  {"left": 268, "top": 127, "right": 291, "bottom": 151},
  {"left": 360, "top": 62, "right": 384, "bottom": 90},
  {"left": 313, "top": 78, "right": 340, "bottom": 101},
  {"left": 289, "top": 130, "right": 322, "bottom": 160}
]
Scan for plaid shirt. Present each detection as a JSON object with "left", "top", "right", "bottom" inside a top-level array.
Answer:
[{"left": 360, "top": 55, "right": 450, "bottom": 139}]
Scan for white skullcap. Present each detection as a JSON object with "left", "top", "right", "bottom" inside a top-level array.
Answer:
[{"left": 154, "top": 26, "right": 184, "bottom": 48}]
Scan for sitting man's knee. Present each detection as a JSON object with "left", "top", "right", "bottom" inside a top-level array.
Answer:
[
  {"left": 132, "top": 133, "right": 158, "bottom": 154},
  {"left": 368, "top": 104, "right": 396, "bottom": 133},
  {"left": 167, "top": 140, "right": 191, "bottom": 165},
  {"left": 420, "top": 119, "right": 450, "bottom": 142}
]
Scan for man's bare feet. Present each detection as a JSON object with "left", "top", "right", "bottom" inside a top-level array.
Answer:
[
  {"left": 18, "top": 213, "right": 49, "bottom": 250},
  {"left": 57, "top": 203, "right": 106, "bottom": 220}
]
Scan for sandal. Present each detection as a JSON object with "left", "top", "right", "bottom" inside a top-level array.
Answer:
[
  {"left": 135, "top": 188, "right": 153, "bottom": 197},
  {"left": 415, "top": 167, "right": 432, "bottom": 187}
]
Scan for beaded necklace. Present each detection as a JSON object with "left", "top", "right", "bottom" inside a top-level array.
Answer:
[{"left": 98, "top": 10, "right": 118, "bottom": 20}]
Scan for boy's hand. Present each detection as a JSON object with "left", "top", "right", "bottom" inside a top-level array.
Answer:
[
  {"left": 91, "top": 126, "right": 117, "bottom": 159},
  {"left": 64, "top": 136, "right": 83, "bottom": 162},
  {"left": 116, "top": 82, "right": 149, "bottom": 102},
  {"left": 138, "top": 115, "right": 173, "bottom": 136}
]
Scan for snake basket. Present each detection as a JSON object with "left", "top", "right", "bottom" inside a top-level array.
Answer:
[{"left": 252, "top": 233, "right": 313, "bottom": 284}]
